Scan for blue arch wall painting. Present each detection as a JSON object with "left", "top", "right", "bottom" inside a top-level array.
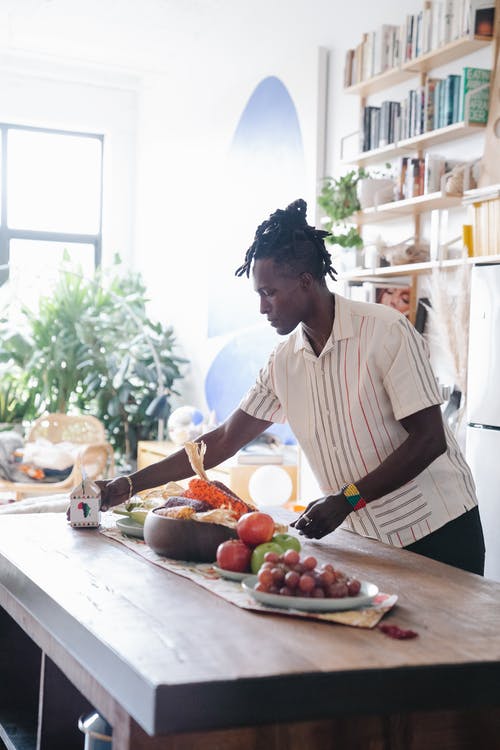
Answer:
[{"left": 205, "top": 75, "right": 306, "bottom": 445}]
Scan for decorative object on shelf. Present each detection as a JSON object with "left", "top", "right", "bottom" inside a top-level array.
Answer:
[
  {"left": 357, "top": 176, "right": 395, "bottom": 209},
  {"left": 380, "top": 236, "right": 430, "bottom": 266},
  {"left": 445, "top": 162, "right": 477, "bottom": 194},
  {"left": 167, "top": 405, "right": 206, "bottom": 445}
]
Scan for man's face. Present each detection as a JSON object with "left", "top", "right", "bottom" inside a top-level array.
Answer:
[{"left": 252, "top": 258, "right": 309, "bottom": 335}]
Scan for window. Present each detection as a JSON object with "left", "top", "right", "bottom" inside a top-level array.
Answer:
[{"left": 0, "top": 123, "right": 103, "bottom": 308}]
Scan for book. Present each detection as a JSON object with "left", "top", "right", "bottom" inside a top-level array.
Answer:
[
  {"left": 461, "top": 66, "right": 491, "bottom": 123},
  {"left": 344, "top": 49, "right": 354, "bottom": 88},
  {"left": 471, "top": 0, "right": 495, "bottom": 36},
  {"left": 425, "top": 77, "right": 441, "bottom": 131},
  {"left": 444, "top": 74, "right": 461, "bottom": 125}
]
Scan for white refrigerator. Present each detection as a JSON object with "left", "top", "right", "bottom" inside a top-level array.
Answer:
[{"left": 466, "top": 263, "right": 500, "bottom": 581}]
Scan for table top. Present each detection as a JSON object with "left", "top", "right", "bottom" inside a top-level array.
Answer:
[{"left": 1, "top": 512, "right": 500, "bottom": 735}]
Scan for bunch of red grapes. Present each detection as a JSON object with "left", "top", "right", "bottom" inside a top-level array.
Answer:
[{"left": 255, "top": 549, "right": 362, "bottom": 599}]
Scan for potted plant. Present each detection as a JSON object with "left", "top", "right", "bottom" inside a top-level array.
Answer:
[
  {"left": 317, "top": 169, "right": 366, "bottom": 271},
  {"left": 0, "top": 375, "right": 36, "bottom": 434},
  {"left": 0, "top": 256, "right": 187, "bottom": 461}
]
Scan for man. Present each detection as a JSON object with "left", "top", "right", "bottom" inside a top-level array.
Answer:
[{"left": 99, "top": 199, "right": 485, "bottom": 574}]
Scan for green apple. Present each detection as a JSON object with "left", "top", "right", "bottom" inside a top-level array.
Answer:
[
  {"left": 272, "top": 533, "right": 301, "bottom": 553},
  {"left": 250, "top": 542, "right": 283, "bottom": 574}
]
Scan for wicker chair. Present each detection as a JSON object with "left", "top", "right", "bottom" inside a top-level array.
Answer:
[{"left": 0, "top": 413, "right": 114, "bottom": 501}]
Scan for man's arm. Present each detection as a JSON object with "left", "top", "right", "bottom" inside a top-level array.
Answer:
[
  {"left": 99, "top": 409, "right": 272, "bottom": 509},
  {"left": 356, "top": 404, "right": 447, "bottom": 501},
  {"left": 293, "top": 405, "right": 447, "bottom": 538}
]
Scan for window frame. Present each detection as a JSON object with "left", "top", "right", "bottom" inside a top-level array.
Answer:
[{"left": 0, "top": 122, "right": 104, "bottom": 285}]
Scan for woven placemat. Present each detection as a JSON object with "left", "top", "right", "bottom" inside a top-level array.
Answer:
[{"left": 99, "top": 518, "right": 397, "bottom": 628}]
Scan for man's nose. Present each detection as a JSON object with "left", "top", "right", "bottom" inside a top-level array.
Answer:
[{"left": 260, "top": 297, "right": 270, "bottom": 315}]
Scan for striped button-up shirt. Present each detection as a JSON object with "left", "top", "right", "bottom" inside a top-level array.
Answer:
[{"left": 239, "top": 294, "right": 477, "bottom": 547}]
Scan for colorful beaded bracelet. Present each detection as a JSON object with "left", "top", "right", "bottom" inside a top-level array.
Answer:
[{"left": 341, "top": 482, "right": 367, "bottom": 511}]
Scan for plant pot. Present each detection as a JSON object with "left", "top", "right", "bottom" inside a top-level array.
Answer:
[
  {"left": 357, "top": 178, "right": 395, "bottom": 209},
  {"left": 337, "top": 248, "right": 364, "bottom": 274}
]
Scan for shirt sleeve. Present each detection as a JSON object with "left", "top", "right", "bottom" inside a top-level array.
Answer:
[
  {"left": 238, "top": 350, "right": 286, "bottom": 424},
  {"left": 381, "top": 316, "right": 443, "bottom": 421}
]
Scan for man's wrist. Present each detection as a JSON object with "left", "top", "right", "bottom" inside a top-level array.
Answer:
[
  {"left": 125, "top": 474, "right": 134, "bottom": 499},
  {"left": 341, "top": 482, "right": 367, "bottom": 511}
]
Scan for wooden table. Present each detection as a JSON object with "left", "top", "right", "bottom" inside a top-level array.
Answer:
[{"left": 1, "top": 513, "right": 500, "bottom": 750}]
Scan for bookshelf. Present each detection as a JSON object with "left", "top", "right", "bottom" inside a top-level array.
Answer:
[
  {"left": 338, "top": 1, "right": 499, "bottom": 279},
  {"left": 354, "top": 190, "right": 463, "bottom": 225},
  {"left": 341, "top": 254, "right": 500, "bottom": 283},
  {"left": 345, "top": 36, "right": 492, "bottom": 97},
  {"left": 344, "top": 121, "right": 486, "bottom": 167}
]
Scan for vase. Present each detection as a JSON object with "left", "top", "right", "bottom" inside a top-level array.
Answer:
[{"left": 338, "top": 248, "right": 364, "bottom": 273}]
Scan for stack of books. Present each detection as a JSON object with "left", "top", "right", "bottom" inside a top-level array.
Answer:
[
  {"left": 465, "top": 185, "right": 500, "bottom": 255},
  {"left": 344, "top": 1, "right": 496, "bottom": 88},
  {"left": 359, "top": 66, "right": 490, "bottom": 152}
]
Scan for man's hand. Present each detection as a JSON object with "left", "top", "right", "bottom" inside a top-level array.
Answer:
[
  {"left": 96, "top": 476, "right": 132, "bottom": 511},
  {"left": 291, "top": 492, "right": 352, "bottom": 539}
]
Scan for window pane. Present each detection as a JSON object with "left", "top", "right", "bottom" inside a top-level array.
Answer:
[
  {"left": 7, "top": 130, "right": 101, "bottom": 234},
  {"left": 9, "top": 239, "right": 94, "bottom": 315}
]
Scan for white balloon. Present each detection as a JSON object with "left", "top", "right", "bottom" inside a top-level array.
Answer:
[{"left": 248, "top": 465, "right": 293, "bottom": 507}]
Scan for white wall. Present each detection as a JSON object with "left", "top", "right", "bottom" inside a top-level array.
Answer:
[{"left": 0, "top": 0, "right": 494, "bottom": 412}]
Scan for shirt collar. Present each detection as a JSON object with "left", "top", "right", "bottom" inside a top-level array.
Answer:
[{"left": 294, "top": 294, "right": 355, "bottom": 355}]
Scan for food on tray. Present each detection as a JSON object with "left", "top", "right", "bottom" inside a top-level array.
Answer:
[
  {"left": 143, "top": 445, "right": 288, "bottom": 561},
  {"left": 253, "top": 549, "right": 362, "bottom": 599},
  {"left": 271, "top": 533, "right": 301, "bottom": 553},
  {"left": 112, "top": 495, "right": 164, "bottom": 526},
  {"left": 215, "top": 511, "right": 300, "bottom": 575},
  {"left": 216, "top": 539, "right": 253, "bottom": 573},
  {"left": 155, "top": 441, "right": 257, "bottom": 526},
  {"left": 236, "top": 511, "right": 275, "bottom": 546},
  {"left": 250, "top": 541, "right": 285, "bottom": 574},
  {"left": 156, "top": 496, "right": 213, "bottom": 514}
]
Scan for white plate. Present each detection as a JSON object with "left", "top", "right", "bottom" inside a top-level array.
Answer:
[
  {"left": 213, "top": 565, "right": 251, "bottom": 582},
  {"left": 242, "top": 575, "right": 378, "bottom": 612},
  {"left": 116, "top": 517, "right": 144, "bottom": 539}
]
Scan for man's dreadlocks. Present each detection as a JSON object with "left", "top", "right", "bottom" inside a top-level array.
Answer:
[{"left": 235, "top": 199, "right": 336, "bottom": 281}]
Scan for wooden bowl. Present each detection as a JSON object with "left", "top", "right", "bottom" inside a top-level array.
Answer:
[{"left": 143, "top": 509, "right": 237, "bottom": 562}]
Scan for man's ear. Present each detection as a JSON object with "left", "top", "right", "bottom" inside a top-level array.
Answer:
[{"left": 299, "top": 272, "right": 314, "bottom": 289}]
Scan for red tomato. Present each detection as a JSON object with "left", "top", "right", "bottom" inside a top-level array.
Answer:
[
  {"left": 236, "top": 512, "right": 275, "bottom": 547},
  {"left": 216, "top": 539, "right": 252, "bottom": 572}
]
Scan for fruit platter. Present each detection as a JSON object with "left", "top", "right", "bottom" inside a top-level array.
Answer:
[
  {"left": 215, "top": 508, "right": 378, "bottom": 612},
  {"left": 106, "top": 441, "right": 380, "bottom": 615}
]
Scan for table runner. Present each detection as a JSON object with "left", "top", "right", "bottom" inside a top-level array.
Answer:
[{"left": 99, "top": 518, "right": 397, "bottom": 628}]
